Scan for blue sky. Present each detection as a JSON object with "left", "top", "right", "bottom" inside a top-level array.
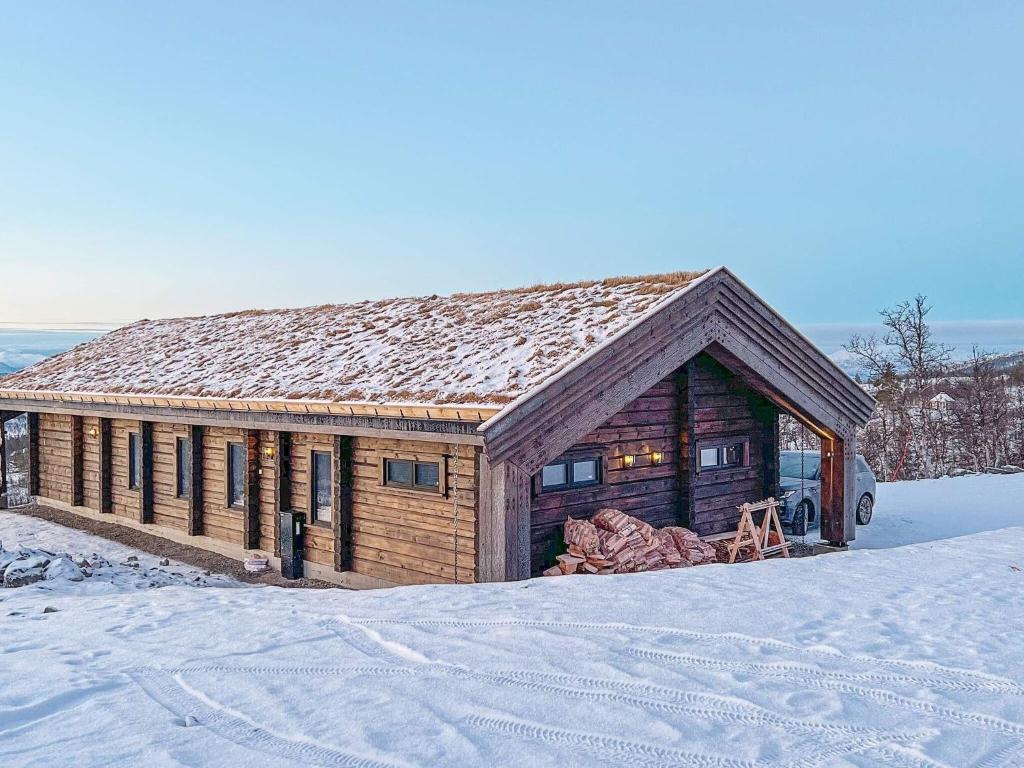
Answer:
[{"left": 0, "top": 2, "right": 1021, "bottom": 327}]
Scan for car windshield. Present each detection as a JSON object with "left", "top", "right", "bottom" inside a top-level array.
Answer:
[{"left": 780, "top": 452, "right": 820, "bottom": 480}]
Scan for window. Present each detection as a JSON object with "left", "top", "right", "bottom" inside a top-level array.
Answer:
[
  {"left": 856, "top": 456, "right": 871, "bottom": 474},
  {"left": 383, "top": 458, "right": 441, "bottom": 491},
  {"left": 311, "top": 450, "right": 332, "bottom": 524},
  {"left": 176, "top": 437, "right": 191, "bottom": 498},
  {"left": 227, "top": 442, "right": 245, "bottom": 508},
  {"left": 128, "top": 432, "right": 141, "bottom": 489},
  {"left": 540, "top": 457, "right": 601, "bottom": 492},
  {"left": 697, "top": 439, "right": 749, "bottom": 473}
]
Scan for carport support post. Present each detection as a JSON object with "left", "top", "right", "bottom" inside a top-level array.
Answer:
[
  {"left": 820, "top": 433, "right": 857, "bottom": 546},
  {"left": 477, "top": 454, "right": 531, "bottom": 582}
]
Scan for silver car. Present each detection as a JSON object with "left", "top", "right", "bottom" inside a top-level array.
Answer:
[{"left": 778, "top": 450, "right": 876, "bottom": 536}]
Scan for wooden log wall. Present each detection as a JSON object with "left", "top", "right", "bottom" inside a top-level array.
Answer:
[
  {"left": 110, "top": 419, "right": 140, "bottom": 518},
  {"left": 27, "top": 413, "right": 481, "bottom": 587},
  {"left": 200, "top": 426, "right": 247, "bottom": 544},
  {"left": 528, "top": 374, "right": 685, "bottom": 575},
  {"left": 688, "top": 353, "right": 779, "bottom": 536},
  {"left": 82, "top": 417, "right": 100, "bottom": 509},
  {"left": 37, "top": 413, "right": 73, "bottom": 504},
  {"left": 258, "top": 430, "right": 280, "bottom": 553},
  {"left": 350, "top": 437, "right": 477, "bottom": 585},
  {"left": 151, "top": 422, "right": 191, "bottom": 531},
  {"left": 288, "top": 432, "right": 338, "bottom": 569}
]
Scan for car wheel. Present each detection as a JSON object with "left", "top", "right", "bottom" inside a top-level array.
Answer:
[
  {"left": 791, "top": 501, "right": 811, "bottom": 537},
  {"left": 856, "top": 494, "right": 873, "bottom": 525}
]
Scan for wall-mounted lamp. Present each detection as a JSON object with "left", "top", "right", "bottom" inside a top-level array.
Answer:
[
  {"left": 88, "top": 426, "right": 98, "bottom": 438},
  {"left": 651, "top": 451, "right": 664, "bottom": 465},
  {"left": 622, "top": 454, "right": 635, "bottom": 468},
  {"left": 262, "top": 445, "right": 276, "bottom": 460}
]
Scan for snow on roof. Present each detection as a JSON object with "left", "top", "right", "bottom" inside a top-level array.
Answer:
[
  {"left": 0, "top": 271, "right": 707, "bottom": 408},
  {"left": 931, "top": 393, "right": 955, "bottom": 402}
]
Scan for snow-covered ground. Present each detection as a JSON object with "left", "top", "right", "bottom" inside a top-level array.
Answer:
[
  {"left": 2, "top": 477, "right": 1024, "bottom": 767},
  {"left": 855, "top": 473, "right": 1024, "bottom": 550}
]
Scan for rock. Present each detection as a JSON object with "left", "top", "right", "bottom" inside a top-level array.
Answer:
[
  {"left": 127, "top": 555, "right": 138, "bottom": 562},
  {"left": 42, "top": 606, "right": 58, "bottom": 614},
  {"left": 183, "top": 715, "right": 200, "bottom": 727},
  {"left": 3, "top": 555, "right": 50, "bottom": 588},
  {"left": 44, "top": 557, "right": 85, "bottom": 583},
  {"left": 159, "top": 558, "right": 170, "bottom": 566}
]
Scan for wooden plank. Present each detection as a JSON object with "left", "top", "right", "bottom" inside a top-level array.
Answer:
[
  {"left": 243, "top": 430, "right": 260, "bottom": 549},
  {"left": 189, "top": 425, "right": 204, "bottom": 535},
  {"left": 70, "top": 414, "right": 84, "bottom": 506},
  {"left": 477, "top": 455, "right": 530, "bottom": 582},
  {"left": 819, "top": 433, "right": 857, "bottom": 545},
  {"left": 334, "top": 435, "right": 353, "bottom": 572},
  {"left": 140, "top": 421, "right": 154, "bottom": 523},
  {"left": 98, "top": 418, "right": 112, "bottom": 513},
  {"left": 274, "top": 431, "right": 291, "bottom": 557}
]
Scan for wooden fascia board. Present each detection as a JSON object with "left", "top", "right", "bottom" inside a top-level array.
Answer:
[
  {"left": 0, "top": 397, "right": 485, "bottom": 446},
  {"left": 714, "top": 268, "right": 876, "bottom": 416},
  {"left": 0, "top": 390, "right": 500, "bottom": 424}
]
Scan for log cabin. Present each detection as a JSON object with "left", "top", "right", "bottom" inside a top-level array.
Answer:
[{"left": 0, "top": 267, "right": 874, "bottom": 587}]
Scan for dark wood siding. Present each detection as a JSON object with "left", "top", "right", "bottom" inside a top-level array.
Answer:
[
  {"left": 688, "top": 353, "right": 779, "bottom": 536},
  {"left": 528, "top": 374, "right": 685, "bottom": 575}
]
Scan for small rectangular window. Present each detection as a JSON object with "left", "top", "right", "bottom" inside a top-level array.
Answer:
[
  {"left": 176, "top": 437, "right": 191, "bottom": 498},
  {"left": 414, "top": 461, "right": 440, "bottom": 489},
  {"left": 699, "top": 447, "right": 720, "bottom": 469},
  {"left": 698, "top": 439, "right": 749, "bottom": 473},
  {"left": 541, "top": 463, "right": 567, "bottom": 489},
  {"left": 540, "top": 457, "right": 601, "bottom": 492},
  {"left": 724, "top": 442, "right": 745, "bottom": 467},
  {"left": 572, "top": 459, "right": 598, "bottom": 484},
  {"left": 311, "top": 450, "right": 332, "bottom": 523},
  {"left": 385, "top": 458, "right": 412, "bottom": 487},
  {"left": 227, "top": 442, "right": 246, "bottom": 508},
  {"left": 128, "top": 432, "right": 140, "bottom": 489},
  {"left": 383, "top": 458, "right": 442, "bottom": 492}
]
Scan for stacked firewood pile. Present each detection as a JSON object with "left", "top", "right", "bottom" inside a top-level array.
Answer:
[{"left": 543, "top": 508, "right": 719, "bottom": 576}]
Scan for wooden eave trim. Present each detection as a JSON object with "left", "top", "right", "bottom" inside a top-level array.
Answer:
[
  {"left": 0, "top": 389, "right": 500, "bottom": 423},
  {"left": 0, "top": 396, "right": 486, "bottom": 445}
]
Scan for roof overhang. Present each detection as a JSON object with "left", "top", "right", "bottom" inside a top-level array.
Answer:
[{"left": 480, "top": 266, "right": 875, "bottom": 474}]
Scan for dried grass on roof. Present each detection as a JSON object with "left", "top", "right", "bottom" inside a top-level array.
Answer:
[{"left": 1, "top": 271, "right": 708, "bottom": 407}]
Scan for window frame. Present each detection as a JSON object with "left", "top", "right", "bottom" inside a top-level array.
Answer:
[
  {"left": 127, "top": 432, "right": 141, "bottom": 490},
  {"left": 695, "top": 438, "right": 750, "bottom": 474},
  {"left": 175, "top": 436, "right": 191, "bottom": 499},
  {"left": 539, "top": 456, "right": 603, "bottom": 493},
  {"left": 310, "top": 449, "right": 334, "bottom": 526},
  {"left": 380, "top": 457, "right": 444, "bottom": 494},
  {"left": 226, "top": 441, "right": 246, "bottom": 510}
]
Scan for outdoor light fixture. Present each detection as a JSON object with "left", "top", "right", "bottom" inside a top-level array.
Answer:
[
  {"left": 262, "top": 445, "right": 276, "bottom": 460},
  {"left": 651, "top": 451, "right": 664, "bottom": 465},
  {"left": 623, "top": 454, "right": 635, "bottom": 468},
  {"left": 89, "top": 426, "right": 98, "bottom": 438}
]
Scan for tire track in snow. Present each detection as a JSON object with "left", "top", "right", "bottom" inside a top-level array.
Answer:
[
  {"left": 628, "top": 646, "right": 1024, "bottom": 738},
  {"left": 127, "top": 669, "right": 407, "bottom": 768},
  {"left": 170, "top": 664, "right": 416, "bottom": 679},
  {"left": 622, "top": 646, "right": 1009, "bottom": 697},
  {"left": 353, "top": 617, "right": 1024, "bottom": 696},
  {"left": 464, "top": 713, "right": 760, "bottom": 768},
  {"left": 321, "top": 620, "right": 927, "bottom": 761}
]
